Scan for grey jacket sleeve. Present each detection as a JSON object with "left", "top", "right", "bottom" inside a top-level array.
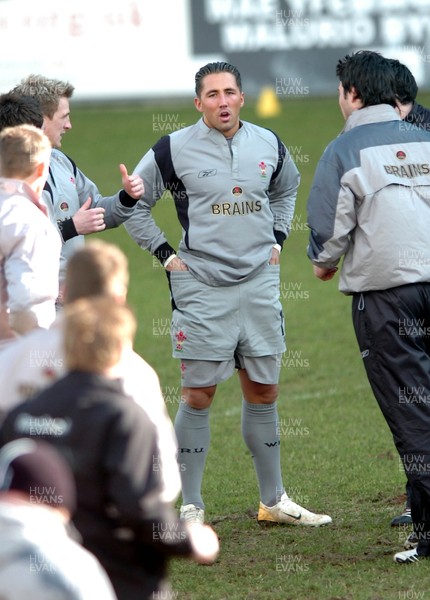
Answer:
[
  {"left": 268, "top": 144, "right": 300, "bottom": 245},
  {"left": 306, "top": 150, "right": 356, "bottom": 268},
  {"left": 124, "top": 147, "right": 175, "bottom": 262}
]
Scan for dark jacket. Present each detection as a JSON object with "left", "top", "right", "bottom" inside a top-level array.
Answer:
[
  {"left": 405, "top": 101, "right": 430, "bottom": 129},
  {"left": 0, "top": 371, "right": 192, "bottom": 600}
]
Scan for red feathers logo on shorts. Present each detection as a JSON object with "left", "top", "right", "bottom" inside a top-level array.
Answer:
[{"left": 175, "top": 330, "right": 187, "bottom": 352}]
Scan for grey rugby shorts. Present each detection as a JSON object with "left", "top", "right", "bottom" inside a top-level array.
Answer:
[{"left": 169, "top": 264, "right": 286, "bottom": 387}]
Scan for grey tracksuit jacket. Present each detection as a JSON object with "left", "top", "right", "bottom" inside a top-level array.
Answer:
[
  {"left": 307, "top": 104, "right": 430, "bottom": 294},
  {"left": 44, "top": 149, "right": 139, "bottom": 284}
]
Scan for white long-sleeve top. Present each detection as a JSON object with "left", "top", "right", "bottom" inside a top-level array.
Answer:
[{"left": 0, "top": 179, "right": 61, "bottom": 342}]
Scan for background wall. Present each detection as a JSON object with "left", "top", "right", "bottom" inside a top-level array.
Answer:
[{"left": 1, "top": 0, "right": 429, "bottom": 101}]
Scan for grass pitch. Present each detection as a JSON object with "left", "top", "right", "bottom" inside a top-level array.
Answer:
[{"left": 63, "top": 93, "right": 430, "bottom": 600}]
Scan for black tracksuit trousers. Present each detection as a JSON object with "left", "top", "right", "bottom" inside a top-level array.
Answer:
[{"left": 352, "top": 283, "right": 430, "bottom": 556}]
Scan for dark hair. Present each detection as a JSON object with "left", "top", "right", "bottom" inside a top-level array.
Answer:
[
  {"left": 0, "top": 93, "right": 43, "bottom": 132},
  {"left": 387, "top": 58, "right": 418, "bottom": 104},
  {"left": 195, "top": 62, "right": 242, "bottom": 97},
  {"left": 336, "top": 50, "right": 396, "bottom": 108}
]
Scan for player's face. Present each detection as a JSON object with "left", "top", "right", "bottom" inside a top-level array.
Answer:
[
  {"left": 43, "top": 96, "right": 72, "bottom": 148},
  {"left": 194, "top": 72, "right": 244, "bottom": 138}
]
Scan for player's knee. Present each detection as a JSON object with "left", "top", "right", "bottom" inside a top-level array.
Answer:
[
  {"left": 248, "top": 383, "right": 279, "bottom": 404},
  {"left": 181, "top": 386, "right": 216, "bottom": 409}
]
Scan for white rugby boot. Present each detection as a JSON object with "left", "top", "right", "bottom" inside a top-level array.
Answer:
[
  {"left": 403, "top": 531, "right": 419, "bottom": 550},
  {"left": 179, "top": 503, "right": 205, "bottom": 525},
  {"left": 257, "top": 492, "right": 332, "bottom": 527},
  {"left": 394, "top": 548, "right": 427, "bottom": 563}
]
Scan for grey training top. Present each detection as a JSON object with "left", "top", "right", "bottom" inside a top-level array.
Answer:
[{"left": 125, "top": 118, "right": 300, "bottom": 286}]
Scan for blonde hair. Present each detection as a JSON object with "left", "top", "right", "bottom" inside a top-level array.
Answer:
[
  {"left": 12, "top": 74, "right": 75, "bottom": 119},
  {"left": 64, "top": 296, "right": 137, "bottom": 373},
  {"left": 0, "top": 124, "right": 51, "bottom": 179},
  {"left": 65, "top": 240, "right": 129, "bottom": 303}
]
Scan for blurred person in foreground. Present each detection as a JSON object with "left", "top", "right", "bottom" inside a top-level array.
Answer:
[
  {"left": 11, "top": 74, "right": 144, "bottom": 294},
  {"left": 0, "top": 239, "right": 180, "bottom": 504},
  {"left": 0, "top": 124, "right": 60, "bottom": 348},
  {"left": 306, "top": 50, "right": 430, "bottom": 564},
  {"left": 0, "top": 298, "right": 219, "bottom": 600},
  {"left": 0, "top": 437, "right": 117, "bottom": 599}
]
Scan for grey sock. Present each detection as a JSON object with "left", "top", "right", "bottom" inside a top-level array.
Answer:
[
  {"left": 241, "top": 399, "right": 284, "bottom": 506},
  {"left": 174, "top": 401, "right": 210, "bottom": 509}
]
